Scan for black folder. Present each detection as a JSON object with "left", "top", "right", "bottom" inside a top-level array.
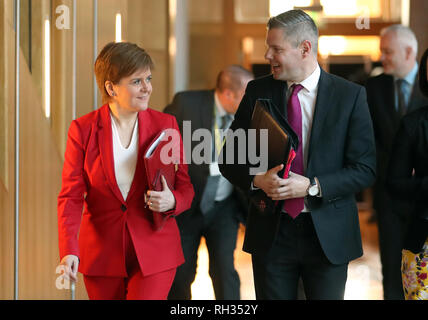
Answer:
[{"left": 250, "top": 99, "right": 299, "bottom": 213}]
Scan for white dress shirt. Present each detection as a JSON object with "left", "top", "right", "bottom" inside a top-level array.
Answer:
[
  {"left": 393, "top": 63, "right": 418, "bottom": 111},
  {"left": 286, "top": 64, "right": 321, "bottom": 174},
  {"left": 251, "top": 65, "right": 321, "bottom": 210}
]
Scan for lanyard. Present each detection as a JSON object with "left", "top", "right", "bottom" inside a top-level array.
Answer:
[{"left": 213, "top": 106, "right": 227, "bottom": 157}]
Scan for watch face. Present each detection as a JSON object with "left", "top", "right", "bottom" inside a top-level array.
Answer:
[{"left": 309, "top": 185, "right": 319, "bottom": 196}]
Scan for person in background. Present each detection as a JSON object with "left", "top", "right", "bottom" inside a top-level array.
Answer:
[
  {"left": 219, "top": 10, "right": 376, "bottom": 300},
  {"left": 57, "top": 42, "right": 194, "bottom": 300},
  {"left": 164, "top": 65, "right": 253, "bottom": 300},
  {"left": 366, "top": 25, "right": 428, "bottom": 300},
  {"left": 386, "top": 47, "right": 428, "bottom": 300}
]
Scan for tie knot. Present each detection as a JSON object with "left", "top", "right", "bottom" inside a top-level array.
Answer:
[
  {"left": 220, "top": 114, "right": 231, "bottom": 129},
  {"left": 396, "top": 78, "right": 407, "bottom": 89},
  {"left": 290, "top": 84, "right": 304, "bottom": 96}
]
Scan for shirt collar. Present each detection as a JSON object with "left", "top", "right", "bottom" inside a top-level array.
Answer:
[
  {"left": 287, "top": 64, "right": 321, "bottom": 93},
  {"left": 395, "top": 63, "right": 418, "bottom": 86},
  {"left": 214, "top": 92, "right": 228, "bottom": 117}
]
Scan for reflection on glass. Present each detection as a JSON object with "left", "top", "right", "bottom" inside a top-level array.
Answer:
[
  {"left": 43, "top": 18, "right": 50, "bottom": 119},
  {"left": 320, "top": 0, "right": 382, "bottom": 18},
  {"left": 20, "top": 0, "right": 31, "bottom": 71},
  {"left": 270, "top": 0, "right": 312, "bottom": 17},
  {"left": 115, "top": 13, "right": 122, "bottom": 43},
  {"left": 319, "top": 36, "right": 380, "bottom": 60},
  {"left": 188, "top": 0, "right": 222, "bottom": 23}
]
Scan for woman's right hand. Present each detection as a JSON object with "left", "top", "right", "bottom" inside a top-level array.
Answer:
[{"left": 59, "top": 254, "right": 79, "bottom": 283}]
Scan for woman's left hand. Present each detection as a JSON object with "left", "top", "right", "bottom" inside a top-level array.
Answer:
[{"left": 146, "top": 175, "right": 176, "bottom": 212}]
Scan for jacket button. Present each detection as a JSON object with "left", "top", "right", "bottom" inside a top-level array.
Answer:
[{"left": 121, "top": 204, "right": 127, "bottom": 212}]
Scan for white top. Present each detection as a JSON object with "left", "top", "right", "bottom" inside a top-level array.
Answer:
[{"left": 111, "top": 114, "right": 139, "bottom": 201}]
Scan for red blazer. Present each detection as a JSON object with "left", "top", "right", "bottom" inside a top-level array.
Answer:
[{"left": 58, "top": 105, "right": 194, "bottom": 277}]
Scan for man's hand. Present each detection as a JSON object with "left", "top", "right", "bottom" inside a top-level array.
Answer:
[
  {"left": 253, "top": 165, "right": 310, "bottom": 201},
  {"left": 253, "top": 164, "right": 285, "bottom": 195},
  {"left": 269, "top": 172, "right": 310, "bottom": 200}
]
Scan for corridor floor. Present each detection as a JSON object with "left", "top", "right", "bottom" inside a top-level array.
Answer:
[{"left": 190, "top": 209, "right": 383, "bottom": 300}]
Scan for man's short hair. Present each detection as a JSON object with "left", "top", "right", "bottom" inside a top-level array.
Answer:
[
  {"left": 267, "top": 9, "right": 319, "bottom": 55},
  {"left": 94, "top": 42, "right": 154, "bottom": 104},
  {"left": 380, "top": 24, "right": 418, "bottom": 56},
  {"left": 216, "top": 65, "right": 254, "bottom": 93}
]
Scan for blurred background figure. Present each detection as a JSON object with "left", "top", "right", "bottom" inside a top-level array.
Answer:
[
  {"left": 366, "top": 25, "right": 428, "bottom": 300},
  {"left": 386, "top": 47, "right": 428, "bottom": 300}
]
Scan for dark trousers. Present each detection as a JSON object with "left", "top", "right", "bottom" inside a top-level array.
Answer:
[
  {"left": 168, "top": 196, "right": 241, "bottom": 300},
  {"left": 377, "top": 208, "right": 405, "bottom": 300},
  {"left": 252, "top": 212, "right": 348, "bottom": 300}
]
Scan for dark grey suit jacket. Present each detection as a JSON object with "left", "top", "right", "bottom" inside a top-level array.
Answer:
[
  {"left": 219, "top": 70, "right": 376, "bottom": 265},
  {"left": 366, "top": 73, "right": 428, "bottom": 219},
  {"left": 387, "top": 106, "right": 428, "bottom": 253}
]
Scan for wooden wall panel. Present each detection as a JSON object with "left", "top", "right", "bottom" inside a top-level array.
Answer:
[
  {"left": 0, "top": 0, "right": 16, "bottom": 300},
  {"left": 17, "top": 48, "right": 68, "bottom": 299},
  {"left": 410, "top": 0, "right": 428, "bottom": 62},
  {"left": 52, "top": 0, "right": 74, "bottom": 159},
  {"left": 0, "top": 0, "right": 171, "bottom": 300},
  {"left": 75, "top": 0, "right": 95, "bottom": 119},
  {"left": 127, "top": 0, "right": 169, "bottom": 110}
]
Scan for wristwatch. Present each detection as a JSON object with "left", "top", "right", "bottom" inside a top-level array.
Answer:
[{"left": 307, "top": 177, "right": 320, "bottom": 197}]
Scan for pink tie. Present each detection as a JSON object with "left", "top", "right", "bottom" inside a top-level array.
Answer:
[{"left": 283, "top": 84, "right": 304, "bottom": 219}]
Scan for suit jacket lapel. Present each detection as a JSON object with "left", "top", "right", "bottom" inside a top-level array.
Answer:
[
  {"left": 201, "top": 90, "right": 215, "bottom": 131},
  {"left": 386, "top": 76, "right": 403, "bottom": 125},
  {"left": 126, "top": 109, "right": 152, "bottom": 202},
  {"left": 307, "top": 69, "right": 334, "bottom": 165},
  {"left": 98, "top": 105, "right": 126, "bottom": 203},
  {"left": 408, "top": 76, "right": 427, "bottom": 114},
  {"left": 271, "top": 77, "right": 288, "bottom": 120}
]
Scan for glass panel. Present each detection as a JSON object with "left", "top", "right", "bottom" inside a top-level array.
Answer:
[
  {"left": 0, "top": 0, "right": 17, "bottom": 189},
  {"left": 28, "top": 0, "right": 50, "bottom": 101},
  {"left": 235, "top": 0, "right": 269, "bottom": 23},
  {"left": 319, "top": 35, "right": 380, "bottom": 60},
  {"left": 234, "top": 0, "right": 398, "bottom": 23},
  {"left": 188, "top": 0, "right": 222, "bottom": 23},
  {"left": 20, "top": 0, "right": 31, "bottom": 71},
  {"left": 269, "top": 0, "right": 313, "bottom": 17},
  {"left": 320, "top": 0, "right": 382, "bottom": 18},
  {"left": 235, "top": 0, "right": 316, "bottom": 22}
]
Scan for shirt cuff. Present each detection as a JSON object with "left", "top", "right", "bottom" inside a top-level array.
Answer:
[
  {"left": 314, "top": 176, "right": 322, "bottom": 197},
  {"left": 250, "top": 179, "right": 260, "bottom": 191}
]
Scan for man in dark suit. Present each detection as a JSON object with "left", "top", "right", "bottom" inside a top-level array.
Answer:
[
  {"left": 164, "top": 65, "right": 254, "bottom": 300},
  {"left": 219, "top": 10, "right": 376, "bottom": 300},
  {"left": 366, "top": 25, "right": 428, "bottom": 300}
]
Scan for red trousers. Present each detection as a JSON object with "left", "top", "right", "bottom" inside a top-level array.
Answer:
[{"left": 83, "top": 224, "right": 176, "bottom": 300}]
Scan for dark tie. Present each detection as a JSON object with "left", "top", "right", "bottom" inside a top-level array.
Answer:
[
  {"left": 396, "top": 79, "right": 406, "bottom": 116},
  {"left": 200, "top": 114, "right": 231, "bottom": 214},
  {"left": 283, "top": 84, "right": 304, "bottom": 219}
]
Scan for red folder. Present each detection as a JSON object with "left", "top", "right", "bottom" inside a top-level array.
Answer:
[{"left": 144, "top": 130, "right": 179, "bottom": 231}]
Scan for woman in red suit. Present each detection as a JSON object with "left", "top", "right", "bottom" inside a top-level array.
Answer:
[{"left": 57, "top": 42, "right": 194, "bottom": 300}]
